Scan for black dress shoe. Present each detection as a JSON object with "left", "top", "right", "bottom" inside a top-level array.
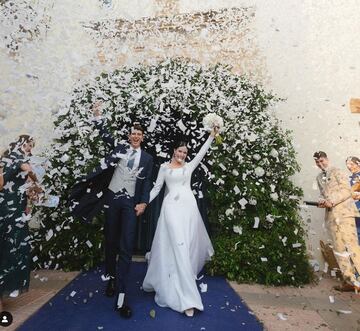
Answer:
[
  {"left": 116, "top": 305, "right": 132, "bottom": 319},
  {"left": 105, "top": 278, "right": 116, "bottom": 297}
]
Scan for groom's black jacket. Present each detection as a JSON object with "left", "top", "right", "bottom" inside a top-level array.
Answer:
[{"left": 69, "top": 120, "right": 153, "bottom": 222}]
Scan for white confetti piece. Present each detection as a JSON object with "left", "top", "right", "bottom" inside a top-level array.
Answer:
[
  {"left": 97, "top": 159, "right": 107, "bottom": 171},
  {"left": 234, "top": 241, "right": 242, "bottom": 250},
  {"left": 334, "top": 251, "right": 351, "bottom": 258},
  {"left": 329, "top": 296, "right": 334, "bottom": 303},
  {"left": 117, "top": 293, "right": 125, "bottom": 308},
  {"left": 277, "top": 313, "right": 288, "bottom": 321},
  {"left": 238, "top": 198, "right": 248, "bottom": 209},
  {"left": 45, "top": 229, "right": 54, "bottom": 241},
  {"left": 96, "top": 192, "right": 103, "bottom": 198},
  {"left": 70, "top": 291, "right": 77, "bottom": 297},
  {"left": 86, "top": 240, "right": 93, "bottom": 248},
  {"left": 101, "top": 274, "right": 110, "bottom": 281},
  {"left": 60, "top": 154, "right": 70, "bottom": 163},
  {"left": 254, "top": 167, "right": 265, "bottom": 177},
  {"left": 233, "top": 185, "right": 240, "bottom": 195},
  {"left": 253, "top": 217, "right": 260, "bottom": 228},
  {"left": 158, "top": 151, "right": 168, "bottom": 158},
  {"left": 233, "top": 225, "right": 242, "bottom": 234},
  {"left": 219, "top": 163, "right": 226, "bottom": 171},
  {"left": 199, "top": 283, "right": 208, "bottom": 293},
  {"left": 270, "top": 192, "right": 278, "bottom": 201},
  {"left": 33, "top": 256, "right": 39, "bottom": 262},
  {"left": 177, "top": 119, "right": 187, "bottom": 132},
  {"left": 260, "top": 257, "right": 268, "bottom": 262},
  {"left": 9, "top": 290, "right": 19, "bottom": 298},
  {"left": 337, "top": 310, "right": 352, "bottom": 314},
  {"left": 292, "top": 243, "right": 302, "bottom": 248},
  {"left": 148, "top": 117, "right": 158, "bottom": 132},
  {"left": 277, "top": 266, "right": 282, "bottom": 274}
]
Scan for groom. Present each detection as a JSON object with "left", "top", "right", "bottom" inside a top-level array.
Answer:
[{"left": 70, "top": 101, "right": 153, "bottom": 318}]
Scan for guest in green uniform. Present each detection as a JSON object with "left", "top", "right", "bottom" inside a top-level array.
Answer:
[{"left": 0, "top": 135, "right": 37, "bottom": 311}]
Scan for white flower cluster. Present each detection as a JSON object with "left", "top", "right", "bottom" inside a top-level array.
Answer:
[{"left": 202, "top": 113, "right": 224, "bottom": 133}]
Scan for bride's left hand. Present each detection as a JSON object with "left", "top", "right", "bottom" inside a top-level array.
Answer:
[{"left": 210, "top": 126, "right": 219, "bottom": 137}]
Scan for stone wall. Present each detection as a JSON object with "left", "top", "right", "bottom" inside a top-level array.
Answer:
[{"left": 2, "top": 0, "right": 360, "bottom": 265}]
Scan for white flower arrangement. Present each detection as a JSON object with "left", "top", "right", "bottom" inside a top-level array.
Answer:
[{"left": 202, "top": 113, "right": 224, "bottom": 144}]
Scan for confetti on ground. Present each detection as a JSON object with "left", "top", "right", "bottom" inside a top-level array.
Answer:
[
  {"left": 199, "top": 283, "right": 208, "bottom": 293},
  {"left": 337, "top": 310, "right": 352, "bottom": 314},
  {"left": 277, "top": 313, "right": 288, "bottom": 321},
  {"left": 149, "top": 309, "right": 156, "bottom": 318}
]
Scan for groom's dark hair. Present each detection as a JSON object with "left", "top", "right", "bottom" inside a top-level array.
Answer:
[
  {"left": 313, "top": 151, "right": 327, "bottom": 160},
  {"left": 131, "top": 122, "right": 145, "bottom": 134}
]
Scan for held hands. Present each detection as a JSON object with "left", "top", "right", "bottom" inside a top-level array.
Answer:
[
  {"left": 134, "top": 203, "right": 147, "bottom": 216},
  {"left": 92, "top": 100, "right": 102, "bottom": 117}
]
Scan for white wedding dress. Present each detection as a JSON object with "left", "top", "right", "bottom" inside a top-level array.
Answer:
[{"left": 142, "top": 136, "right": 215, "bottom": 313}]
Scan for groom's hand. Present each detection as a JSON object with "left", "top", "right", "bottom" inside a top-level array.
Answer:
[{"left": 135, "top": 203, "right": 147, "bottom": 216}]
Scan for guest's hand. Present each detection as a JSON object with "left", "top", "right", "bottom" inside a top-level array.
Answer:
[
  {"left": 135, "top": 203, "right": 147, "bottom": 216},
  {"left": 92, "top": 101, "right": 102, "bottom": 117},
  {"left": 323, "top": 200, "right": 334, "bottom": 208},
  {"left": 317, "top": 199, "right": 326, "bottom": 208},
  {"left": 318, "top": 199, "right": 333, "bottom": 208}
]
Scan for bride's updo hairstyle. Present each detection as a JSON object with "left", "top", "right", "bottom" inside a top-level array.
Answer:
[{"left": 173, "top": 140, "right": 188, "bottom": 151}]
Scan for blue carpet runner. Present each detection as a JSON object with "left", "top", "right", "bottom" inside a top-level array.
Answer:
[{"left": 18, "top": 262, "right": 263, "bottom": 331}]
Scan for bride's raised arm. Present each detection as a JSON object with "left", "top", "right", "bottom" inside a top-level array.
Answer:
[
  {"left": 149, "top": 164, "right": 166, "bottom": 203},
  {"left": 188, "top": 135, "right": 214, "bottom": 170}
]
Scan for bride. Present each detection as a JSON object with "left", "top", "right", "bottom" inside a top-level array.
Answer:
[{"left": 142, "top": 127, "right": 218, "bottom": 317}]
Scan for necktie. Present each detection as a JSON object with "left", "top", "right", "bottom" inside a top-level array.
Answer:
[
  {"left": 127, "top": 149, "right": 137, "bottom": 169},
  {"left": 322, "top": 170, "right": 327, "bottom": 181}
]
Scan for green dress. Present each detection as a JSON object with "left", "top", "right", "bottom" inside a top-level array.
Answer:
[{"left": 0, "top": 151, "right": 31, "bottom": 298}]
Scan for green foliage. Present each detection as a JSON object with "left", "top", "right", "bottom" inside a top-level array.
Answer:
[{"left": 31, "top": 58, "right": 312, "bottom": 284}]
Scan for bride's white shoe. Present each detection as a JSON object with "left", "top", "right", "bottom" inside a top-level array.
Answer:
[{"left": 184, "top": 308, "right": 194, "bottom": 317}]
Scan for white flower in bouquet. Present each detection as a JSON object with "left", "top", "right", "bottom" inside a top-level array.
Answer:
[{"left": 202, "top": 113, "right": 224, "bottom": 144}]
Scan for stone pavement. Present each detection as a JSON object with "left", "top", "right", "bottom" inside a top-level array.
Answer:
[
  {"left": 2, "top": 269, "right": 360, "bottom": 330},
  {"left": 231, "top": 276, "right": 360, "bottom": 331},
  {"left": 2, "top": 270, "right": 79, "bottom": 331}
]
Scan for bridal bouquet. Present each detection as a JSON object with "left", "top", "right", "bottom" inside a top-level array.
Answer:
[{"left": 203, "top": 113, "right": 224, "bottom": 144}]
